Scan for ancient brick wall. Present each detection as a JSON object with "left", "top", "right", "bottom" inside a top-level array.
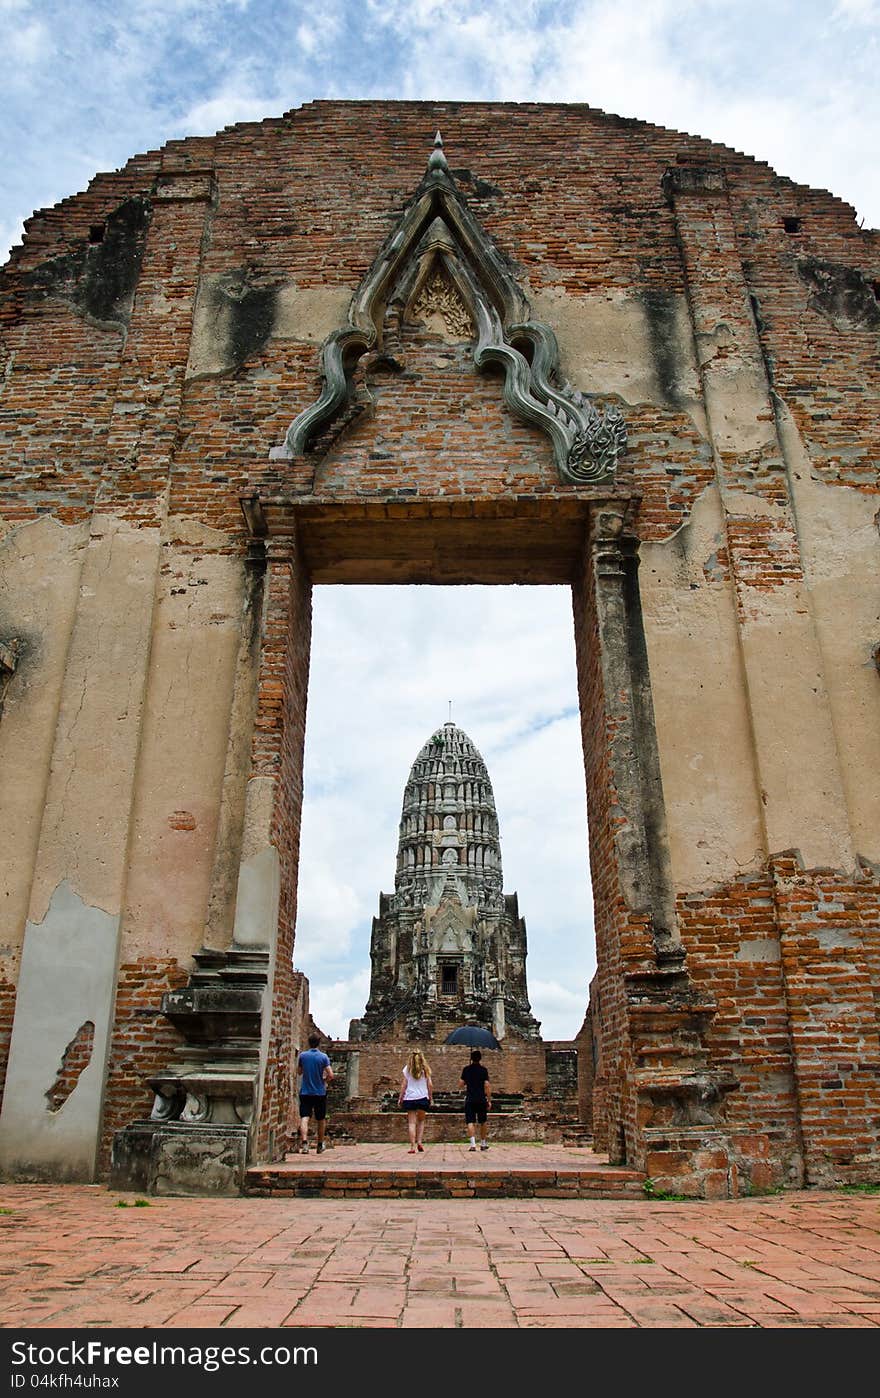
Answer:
[
  {"left": 328, "top": 1040, "right": 548, "bottom": 1099},
  {"left": 0, "top": 981, "right": 15, "bottom": 1106},
  {"left": 676, "top": 876, "right": 803, "bottom": 1186},
  {"left": 0, "top": 100, "right": 877, "bottom": 1192},
  {"left": 98, "top": 959, "right": 190, "bottom": 1173},
  {"left": 574, "top": 1005, "right": 596, "bottom": 1130}
]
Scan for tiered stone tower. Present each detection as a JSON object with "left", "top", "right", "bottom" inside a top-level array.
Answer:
[{"left": 350, "top": 722, "right": 540, "bottom": 1042}]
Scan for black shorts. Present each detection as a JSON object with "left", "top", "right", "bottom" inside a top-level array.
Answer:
[
  {"left": 299, "top": 1093, "right": 327, "bottom": 1121},
  {"left": 401, "top": 1097, "right": 430, "bottom": 1112},
  {"left": 465, "top": 1100, "right": 488, "bottom": 1124}
]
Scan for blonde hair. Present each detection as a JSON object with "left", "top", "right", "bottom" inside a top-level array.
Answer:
[{"left": 407, "top": 1050, "right": 430, "bottom": 1080}]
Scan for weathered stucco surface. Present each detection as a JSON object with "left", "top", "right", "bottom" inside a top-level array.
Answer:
[
  {"left": 119, "top": 519, "right": 244, "bottom": 960},
  {"left": 641, "top": 432, "right": 869, "bottom": 887},
  {"left": 776, "top": 402, "right": 880, "bottom": 863},
  {"left": 531, "top": 287, "right": 707, "bottom": 432},
  {"left": 0, "top": 881, "right": 117, "bottom": 1181},
  {"left": 232, "top": 778, "right": 281, "bottom": 948},
  {"left": 0, "top": 517, "right": 88, "bottom": 978},
  {"left": 186, "top": 278, "right": 353, "bottom": 378},
  {"left": 26, "top": 514, "right": 162, "bottom": 923},
  {"left": 722, "top": 487, "right": 855, "bottom": 872},
  {"left": 0, "top": 513, "right": 163, "bottom": 1179},
  {"left": 233, "top": 844, "right": 281, "bottom": 949},
  {"left": 641, "top": 485, "right": 766, "bottom": 890}
]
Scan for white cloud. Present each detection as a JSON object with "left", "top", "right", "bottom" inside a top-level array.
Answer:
[
  {"left": 833, "top": 0, "right": 880, "bottom": 20},
  {"left": 529, "top": 977, "right": 592, "bottom": 1041},
  {"left": 7, "top": 18, "right": 49, "bottom": 64},
  {"left": 3, "top": 0, "right": 879, "bottom": 270},
  {"left": 292, "top": 850, "right": 365, "bottom": 965},
  {"left": 307, "top": 967, "right": 371, "bottom": 1039},
  {"left": 182, "top": 92, "right": 281, "bottom": 133},
  {"left": 296, "top": 22, "right": 318, "bottom": 55}
]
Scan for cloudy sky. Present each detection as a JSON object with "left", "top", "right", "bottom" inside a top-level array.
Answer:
[{"left": 2, "top": 0, "right": 877, "bottom": 1037}]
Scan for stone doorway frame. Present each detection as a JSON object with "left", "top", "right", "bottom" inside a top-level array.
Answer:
[{"left": 229, "top": 491, "right": 739, "bottom": 1197}]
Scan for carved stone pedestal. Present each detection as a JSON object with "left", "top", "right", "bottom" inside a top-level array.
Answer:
[
  {"left": 109, "top": 1120, "right": 250, "bottom": 1197},
  {"left": 110, "top": 948, "right": 270, "bottom": 1196}
]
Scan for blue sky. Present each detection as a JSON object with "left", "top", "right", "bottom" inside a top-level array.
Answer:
[
  {"left": 2, "top": 0, "right": 877, "bottom": 1036},
  {"left": 2, "top": 0, "right": 878, "bottom": 259}
]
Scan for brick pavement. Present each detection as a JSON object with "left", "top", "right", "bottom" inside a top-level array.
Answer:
[{"left": 0, "top": 1175, "right": 878, "bottom": 1329}]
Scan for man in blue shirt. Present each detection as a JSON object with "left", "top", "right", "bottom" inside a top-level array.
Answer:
[{"left": 297, "top": 1033, "right": 334, "bottom": 1154}]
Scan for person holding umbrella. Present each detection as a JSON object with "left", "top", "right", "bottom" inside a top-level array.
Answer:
[{"left": 459, "top": 1049, "right": 492, "bottom": 1151}]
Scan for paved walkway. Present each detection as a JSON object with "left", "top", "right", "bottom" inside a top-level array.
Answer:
[
  {"left": 266, "top": 1141, "right": 621, "bottom": 1169},
  {"left": 0, "top": 1175, "right": 878, "bottom": 1328}
]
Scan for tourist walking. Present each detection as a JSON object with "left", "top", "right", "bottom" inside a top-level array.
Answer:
[
  {"left": 398, "top": 1049, "right": 433, "bottom": 1153},
  {"left": 459, "top": 1049, "right": 492, "bottom": 1151},
  {"left": 297, "top": 1033, "right": 334, "bottom": 1154}
]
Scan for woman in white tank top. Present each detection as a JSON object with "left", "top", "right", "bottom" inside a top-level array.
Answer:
[{"left": 398, "top": 1049, "right": 433, "bottom": 1153}]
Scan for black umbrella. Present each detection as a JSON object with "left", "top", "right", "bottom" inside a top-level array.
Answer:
[{"left": 444, "top": 1024, "right": 501, "bottom": 1050}]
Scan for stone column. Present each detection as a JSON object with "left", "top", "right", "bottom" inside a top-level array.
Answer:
[
  {"left": 666, "top": 165, "right": 879, "bottom": 1185},
  {"left": 588, "top": 506, "right": 679, "bottom": 953},
  {"left": 492, "top": 990, "right": 506, "bottom": 1042},
  {"left": 203, "top": 531, "right": 270, "bottom": 952},
  {"left": 574, "top": 506, "right": 738, "bottom": 1194}
]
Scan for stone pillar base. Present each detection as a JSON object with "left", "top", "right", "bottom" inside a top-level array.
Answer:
[
  {"left": 110, "top": 1120, "right": 249, "bottom": 1197},
  {"left": 641, "top": 1127, "right": 738, "bottom": 1199}
]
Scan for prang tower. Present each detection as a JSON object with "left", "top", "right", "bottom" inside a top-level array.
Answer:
[{"left": 351, "top": 722, "right": 541, "bottom": 1043}]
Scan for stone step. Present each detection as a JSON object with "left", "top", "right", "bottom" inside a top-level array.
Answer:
[
  {"left": 562, "top": 1130, "right": 595, "bottom": 1148},
  {"left": 317, "top": 1111, "right": 577, "bottom": 1144},
  {"left": 372, "top": 1090, "right": 527, "bottom": 1115},
  {"left": 245, "top": 1161, "right": 646, "bottom": 1201}
]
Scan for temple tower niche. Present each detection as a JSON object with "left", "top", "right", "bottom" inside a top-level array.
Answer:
[{"left": 350, "top": 721, "right": 541, "bottom": 1043}]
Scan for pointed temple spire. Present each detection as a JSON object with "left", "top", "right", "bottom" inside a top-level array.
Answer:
[{"left": 427, "top": 129, "right": 449, "bottom": 174}]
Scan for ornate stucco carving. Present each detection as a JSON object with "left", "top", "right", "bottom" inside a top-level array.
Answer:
[
  {"left": 560, "top": 387, "right": 628, "bottom": 483},
  {"left": 271, "top": 133, "right": 626, "bottom": 485},
  {"left": 411, "top": 267, "right": 474, "bottom": 339}
]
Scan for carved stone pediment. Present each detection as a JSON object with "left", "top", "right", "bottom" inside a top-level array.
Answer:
[
  {"left": 270, "top": 134, "right": 626, "bottom": 485},
  {"left": 426, "top": 892, "right": 476, "bottom": 954},
  {"left": 411, "top": 265, "right": 474, "bottom": 340}
]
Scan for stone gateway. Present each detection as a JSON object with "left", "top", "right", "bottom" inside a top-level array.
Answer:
[{"left": 0, "top": 101, "right": 878, "bottom": 1197}]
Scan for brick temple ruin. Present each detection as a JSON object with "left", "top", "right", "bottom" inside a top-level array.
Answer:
[
  {"left": 354, "top": 720, "right": 541, "bottom": 1044},
  {"left": 322, "top": 719, "right": 586, "bottom": 1149},
  {"left": 0, "top": 101, "right": 878, "bottom": 1198}
]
